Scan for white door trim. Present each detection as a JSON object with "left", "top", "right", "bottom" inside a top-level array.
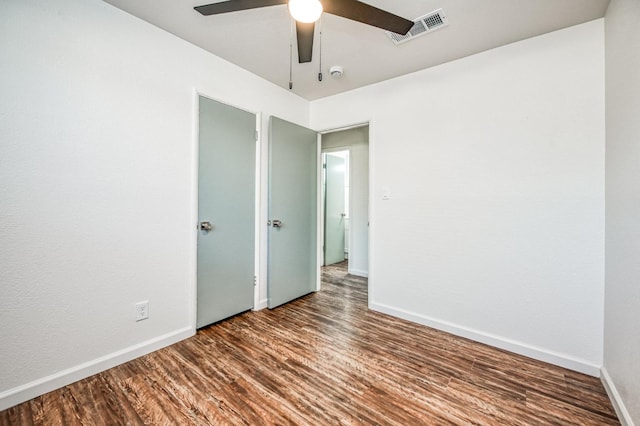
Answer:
[{"left": 315, "top": 121, "right": 372, "bottom": 302}]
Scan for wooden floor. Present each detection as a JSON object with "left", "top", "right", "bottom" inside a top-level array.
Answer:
[{"left": 1, "top": 261, "right": 619, "bottom": 425}]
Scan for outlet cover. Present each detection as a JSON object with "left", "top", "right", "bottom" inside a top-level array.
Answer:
[{"left": 135, "top": 301, "right": 149, "bottom": 321}]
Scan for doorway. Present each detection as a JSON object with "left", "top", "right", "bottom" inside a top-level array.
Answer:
[{"left": 321, "top": 125, "right": 369, "bottom": 277}]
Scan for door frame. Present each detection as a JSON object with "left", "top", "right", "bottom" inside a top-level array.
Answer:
[
  {"left": 190, "top": 89, "right": 262, "bottom": 331},
  {"left": 317, "top": 121, "right": 372, "bottom": 294}
]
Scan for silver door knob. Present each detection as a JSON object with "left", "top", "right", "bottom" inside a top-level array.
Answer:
[
  {"left": 271, "top": 220, "right": 283, "bottom": 228},
  {"left": 199, "top": 221, "right": 213, "bottom": 231}
]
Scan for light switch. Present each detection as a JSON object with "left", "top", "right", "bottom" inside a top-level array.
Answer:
[{"left": 382, "top": 186, "right": 390, "bottom": 200}]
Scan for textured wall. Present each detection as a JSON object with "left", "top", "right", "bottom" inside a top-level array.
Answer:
[{"left": 0, "top": 0, "right": 308, "bottom": 409}]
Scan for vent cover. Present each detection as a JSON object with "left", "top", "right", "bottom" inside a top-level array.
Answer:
[{"left": 386, "top": 9, "right": 448, "bottom": 45}]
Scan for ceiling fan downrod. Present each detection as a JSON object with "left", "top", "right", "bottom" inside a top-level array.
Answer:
[
  {"left": 289, "top": 17, "right": 294, "bottom": 90},
  {"left": 318, "top": 16, "right": 323, "bottom": 82}
]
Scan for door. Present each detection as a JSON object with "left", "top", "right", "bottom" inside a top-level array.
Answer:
[
  {"left": 324, "top": 153, "right": 346, "bottom": 265},
  {"left": 268, "top": 116, "right": 318, "bottom": 309},
  {"left": 197, "top": 96, "right": 256, "bottom": 328}
]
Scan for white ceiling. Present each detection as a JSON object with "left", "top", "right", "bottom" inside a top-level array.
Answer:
[{"left": 102, "top": 0, "right": 610, "bottom": 100}]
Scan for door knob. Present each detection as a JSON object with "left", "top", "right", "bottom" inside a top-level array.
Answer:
[
  {"left": 271, "top": 220, "right": 283, "bottom": 228},
  {"left": 199, "top": 221, "right": 213, "bottom": 231}
]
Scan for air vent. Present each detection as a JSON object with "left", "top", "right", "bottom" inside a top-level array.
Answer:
[{"left": 385, "top": 9, "right": 449, "bottom": 45}]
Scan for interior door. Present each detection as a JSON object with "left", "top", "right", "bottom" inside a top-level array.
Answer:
[
  {"left": 268, "top": 116, "right": 318, "bottom": 309},
  {"left": 197, "top": 96, "right": 255, "bottom": 328},
  {"left": 324, "top": 153, "right": 346, "bottom": 265}
]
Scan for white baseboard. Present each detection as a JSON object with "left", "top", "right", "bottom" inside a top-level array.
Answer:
[
  {"left": 0, "top": 327, "right": 194, "bottom": 411},
  {"left": 370, "top": 302, "right": 601, "bottom": 377},
  {"left": 601, "top": 367, "right": 635, "bottom": 426},
  {"left": 254, "top": 298, "right": 268, "bottom": 310},
  {"left": 348, "top": 268, "right": 368, "bottom": 277}
]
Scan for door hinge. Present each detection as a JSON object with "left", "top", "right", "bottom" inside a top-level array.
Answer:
[
  {"left": 253, "top": 275, "right": 257, "bottom": 286},
  {"left": 255, "top": 130, "right": 259, "bottom": 141}
]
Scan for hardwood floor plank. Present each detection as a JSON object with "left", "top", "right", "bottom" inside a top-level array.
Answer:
[
  {"left": 66, "top": 375, "right": 144, "bottom": 426},
  {"left": 526, "top": 390, "right": 620, "bottom": 425},
  {"left": 0, "top": 261, "right": 620, "bottom": 425},
  {"left": 0, "top": 404, "right": 34, "bottom": 426},
  {"left": 445, "top": 378, "right": 544, "bottom": 426},
  {"left": 116, "top": 373, "right": 196, "bottom": 425},
  {"left": 30, "top": 388, "right": 82, "bottom": 426}
]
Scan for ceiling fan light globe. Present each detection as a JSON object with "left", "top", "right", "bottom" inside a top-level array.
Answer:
[{"left": 288, "top": 0, "right": 323, "bottom": 23}]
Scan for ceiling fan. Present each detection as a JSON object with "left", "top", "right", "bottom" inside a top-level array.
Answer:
[{"left": 194, "top": 0, "right": 414, "bottom": 64}]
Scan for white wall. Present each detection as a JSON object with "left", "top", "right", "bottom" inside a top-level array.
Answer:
[
  {"left": 0, "top": 0, "right": 307, "bottom": 410},
  {"left": 311, "top": 20, "right": 605, "bottom": 374},
  {"left": 603, "top": 0, "right": 640, "bottom": 423},
  {"left": 322, "top": 127, "right": 369, "bottom": 276}
]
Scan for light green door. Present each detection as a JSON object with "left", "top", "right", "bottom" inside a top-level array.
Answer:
[
  {"left": 197, "top": 96, "right": 255, "bottom": 328},
  {"left": 268, "top": 117, "right": 317, "bottom": 309},
  {"left": 324, "top": 153, "right": 346, "bottom": 265}
]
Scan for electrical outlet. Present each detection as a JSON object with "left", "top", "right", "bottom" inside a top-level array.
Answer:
[{"left": 135, "top": 301, "right": 149, "bottom": 321}]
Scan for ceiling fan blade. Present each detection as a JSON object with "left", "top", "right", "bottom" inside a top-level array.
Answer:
[
  {"left": 195, "top": 0, "right": 287, "bottom": 16},
  {"left": 296, "top": 21, "right": 314, "bottom": 63},
  {"left": 322, "top": 0, "right": 413, "bottom": 35}
]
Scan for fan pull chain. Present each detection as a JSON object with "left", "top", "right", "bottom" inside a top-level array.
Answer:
[
  {"left": 289, "top": 18, "right": 294, "bottom": 90},
  {"left": 318, "top": 16, "right": 323, "bottom": 82}
]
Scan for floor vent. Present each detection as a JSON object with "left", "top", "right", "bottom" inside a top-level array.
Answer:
[{"left": 386, "top": 9, "right": 449, "bottom": 45}]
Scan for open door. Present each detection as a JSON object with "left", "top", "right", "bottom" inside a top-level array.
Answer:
[
  {"left": 267, "top": 117, "right": 318, "bottom": 309},
  {"left": 324, "top": 152, "right": 346, "bottom": 265}
]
